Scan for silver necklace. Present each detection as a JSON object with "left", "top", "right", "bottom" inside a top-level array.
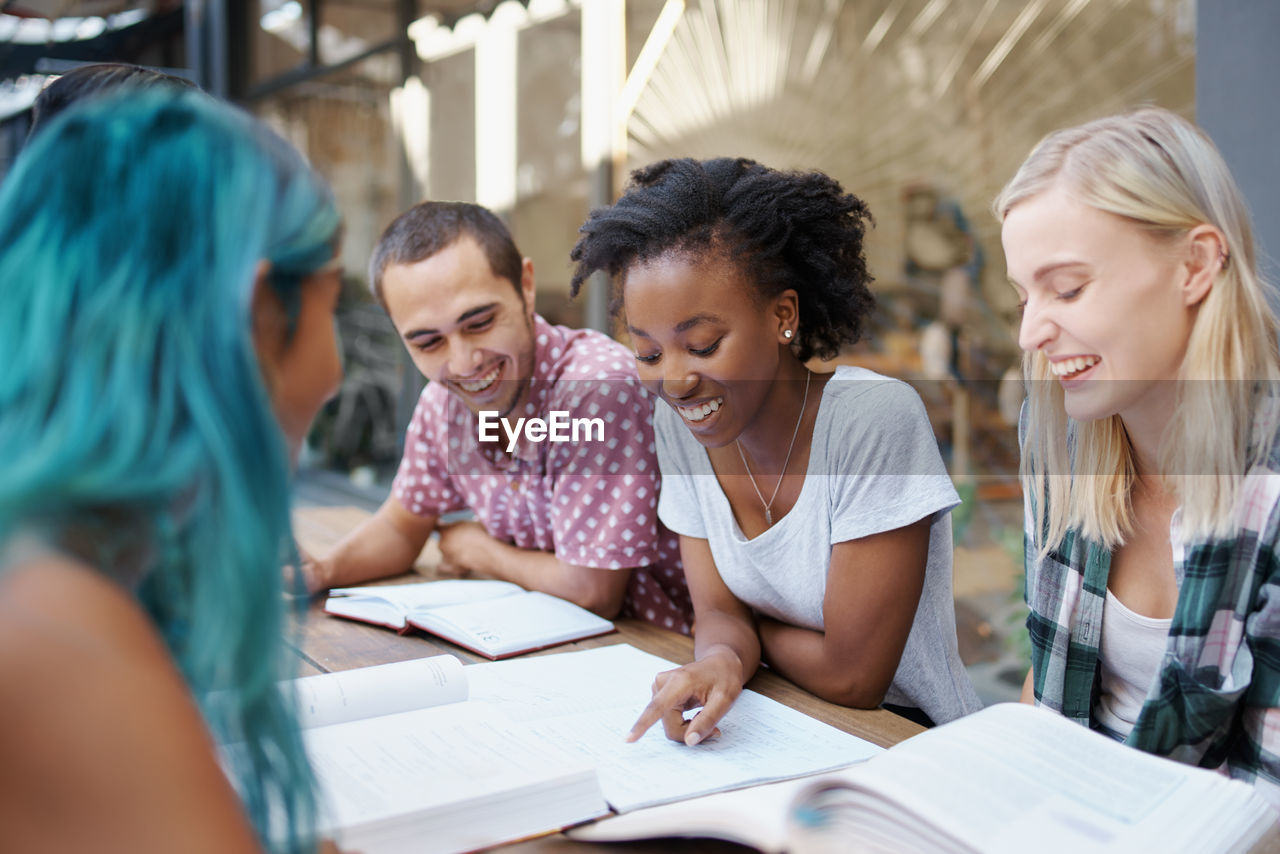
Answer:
[{"left": 736, "top": 368, "right": 811, "bottom": 527}]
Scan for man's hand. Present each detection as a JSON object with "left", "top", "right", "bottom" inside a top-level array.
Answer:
[
  {"left": 282, "top": 547, "right": 328, "bottom": 596},
  {"left": 436, "top": 520, "right": 494, "bottom": 579},
  {"left": 626, "top": 646, "right": 743, "bottom": 746}
]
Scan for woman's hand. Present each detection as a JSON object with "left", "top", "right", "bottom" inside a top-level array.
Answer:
[{"left": 626, "top": 645, "right": 743, "bottom": 746}]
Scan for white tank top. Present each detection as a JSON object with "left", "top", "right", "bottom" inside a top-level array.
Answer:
[{"left": 1094, "top": 588, "right": 1172, "bottom": 738}]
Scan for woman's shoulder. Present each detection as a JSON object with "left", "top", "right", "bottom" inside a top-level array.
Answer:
[
  {"left": 0, "top": 549, "right": 161, "bottom": 659},
  {"left": 822, "top": 365, "right": 929, "bottom": 425},
  {"left": 0, "top": 550, "right": 183, "bottom": 739},
  {"left": 1234, "top": 400, "right": 1280, "bottom": 534},
  {"left": 0, "top": 552, "right": 261, "bottom": 852},
  {"left": 826, "top": 364, "right": 921, "bottom": 397},
  {"left": 653, "top": 396, "right": 697, "bottom": 446},
  {"left": 1255, "top": 397, "right": 1280, "bottom": 470},
  {"left": 652, "top": 400, "right": 711, "bottom": 481}
]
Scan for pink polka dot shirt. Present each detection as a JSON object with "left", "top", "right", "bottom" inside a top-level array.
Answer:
[{"left": 392, "top": 315, "right": 692, "bottom": 634}]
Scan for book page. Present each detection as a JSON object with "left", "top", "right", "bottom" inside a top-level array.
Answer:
[
  {"left": 407, "top": 590, "right": 613, "bottom": 658},
  {"left": 464, "top": 644, "right": 882, "bottom": 812},
  {"left": 291, "top": 655, "right": 467, "bottom": 730},
  {"left": 569, "top": 771, "right": 832, "bottom": 852},
  {"left": 305, "top": 701, "right": 603, "bottom": 836},
  {"left": 816, "top": 703, "right": 1271, "bottom": 853},
  {"left": 323, "top": 595, "right": 410, "bottom": 630},
  {"left": 325, "top": 580, "right": 526, "bottom": 632},
  {"left": 328, "top": 579, "right": 524, "bottom": 610}
]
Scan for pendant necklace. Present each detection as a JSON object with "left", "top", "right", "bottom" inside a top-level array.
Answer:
[{"left": 736, "top": 368, "right": 811, "bottom": 527}]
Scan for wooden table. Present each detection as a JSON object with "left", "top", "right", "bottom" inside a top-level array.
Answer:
[
  {"left": 292, "top": 506, "right": 1280, "bottom": 853},
  {"left": 291, "top": 505, "right": 925, "bottom": 752},
  {"left": 291, "top": 505, "right": 924, "bottom": 853}
]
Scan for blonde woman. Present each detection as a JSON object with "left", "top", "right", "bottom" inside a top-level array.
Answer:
[{"left": 997, "top": 106, "right": 1280, "bottom": 807}]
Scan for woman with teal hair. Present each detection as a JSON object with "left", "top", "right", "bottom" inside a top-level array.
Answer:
[{"left": 0, "top": 91, "right": 345, "bottom": 851}]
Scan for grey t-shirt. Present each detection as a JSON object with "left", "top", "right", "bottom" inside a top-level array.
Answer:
[{"left": 655, "top": 365, "right": 981, "bottom": 724}]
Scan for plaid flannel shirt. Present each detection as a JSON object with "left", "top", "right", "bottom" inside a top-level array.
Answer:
[{"left": 1024, "top": 429, "right": 1280, "bottom": 810}]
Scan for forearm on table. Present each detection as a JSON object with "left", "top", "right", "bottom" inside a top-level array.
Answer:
[
  {"left": 757, "top": 616, "right": 893, "bottom": 708},
  {"left": 319, "top": 501, "right": 435, "bottom": 588},
  {"left": 469, "top": 538, "right": 630, "bottom": 617},
  {"left": 691, "top": 609, "right": 762, "bottom": 688}
]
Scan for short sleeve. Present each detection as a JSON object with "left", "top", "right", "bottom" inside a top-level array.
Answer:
[
  {"left": 828, "top": 380, "right": 959, "bottom": 544},
  {"left": 390, "top": 386, "right": 467, "bottom": 518},
  {"left": 654, "top": 403, "right": 707, "bottom": 539},
  {"left": 545, "top": 379, "right": 666, "bottom": 569}
]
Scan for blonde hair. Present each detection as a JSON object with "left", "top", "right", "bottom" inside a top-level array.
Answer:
[{"left": 994, "top": 107, "right": 1280, "bottom": 551}]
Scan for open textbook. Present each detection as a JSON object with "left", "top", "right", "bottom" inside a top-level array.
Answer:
[
  {"left": 323, "top": 579, "right": 614, "bottom": 659},
  {"left": 292, "top": 655, "right": 605, "bottom": 854},
  {"left": 570, "top": 702, "right": 1277, "bottom": 853},
  {"left": 284, "top": 643, "right": 882, "bottom": 854}
]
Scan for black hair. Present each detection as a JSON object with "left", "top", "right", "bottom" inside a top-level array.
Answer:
[
  {"left": 27, "top": 63, "right": 198, "bottom": 139},
  {"left": 368, "top": 201, "right": 523, "bottom": 308},
  {"left": 569, "top": 157, "right": 875, "bottom": 362}
]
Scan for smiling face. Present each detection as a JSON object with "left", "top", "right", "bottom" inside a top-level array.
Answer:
[
  {"left": 381, "top": 235, "right": 537, "bottom": 419},
  {"left": 623, "top": 251, "right": 793, "bottom": 448},
  {"left": 1002, "top": 183, "right": 1196, "bottom": 427}
]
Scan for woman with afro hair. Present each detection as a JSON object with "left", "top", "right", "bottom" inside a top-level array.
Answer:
[{"left": 571, "top": 157, "right": 980, "bottom": 744}]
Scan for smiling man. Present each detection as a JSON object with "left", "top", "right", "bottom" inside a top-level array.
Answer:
[{"left": 302, "top": 202, "right": 692, "bottom": 632}]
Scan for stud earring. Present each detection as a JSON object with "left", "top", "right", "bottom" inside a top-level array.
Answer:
[{"left": 783, "top": 329, "right": 793, "bottom": 340}]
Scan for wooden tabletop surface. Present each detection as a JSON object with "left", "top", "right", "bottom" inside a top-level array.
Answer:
[
  {"left": 291, "top": 504, "right": 925, "bottom": 752},
  {"left": 291, "top": 505, "right": 1279, "bottom": 853},
  {"left": 291, "top": 505, "right": 924, "bottom": 853}
]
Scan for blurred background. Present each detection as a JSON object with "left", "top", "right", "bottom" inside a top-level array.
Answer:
[{"left": 1, "top": 0, "right": 1275, "bottom": 703}]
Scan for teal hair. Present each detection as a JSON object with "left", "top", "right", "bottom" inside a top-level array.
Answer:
[{"left": 0, "top": 91, "right": 340, "bottom": 853}]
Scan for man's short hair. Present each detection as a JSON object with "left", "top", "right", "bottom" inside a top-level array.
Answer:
[
  {"left": 368, "top": 202, "right": 523, "bottom": 307},
  {"left": 28, "top": 63, "right": 198, "bottom": 140}
]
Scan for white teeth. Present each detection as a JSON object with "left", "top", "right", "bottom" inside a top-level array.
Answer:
[
  {"left": 458, "top": 366, "right": 500, "bottom": 392},
  {"left": 678, "top": 398, "right": 722, "bottom": 423},
  {"left": 1050, "top": 356, "right": 1100, "bottom": 377}
]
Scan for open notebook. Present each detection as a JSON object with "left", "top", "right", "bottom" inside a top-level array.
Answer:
[{"left": 323, "top": 579, "right": 614, "bottom": 659}]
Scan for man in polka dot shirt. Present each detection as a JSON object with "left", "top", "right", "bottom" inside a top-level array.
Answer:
[{"left": 301, "top": 202, "right": 692, "bottom": 634}]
